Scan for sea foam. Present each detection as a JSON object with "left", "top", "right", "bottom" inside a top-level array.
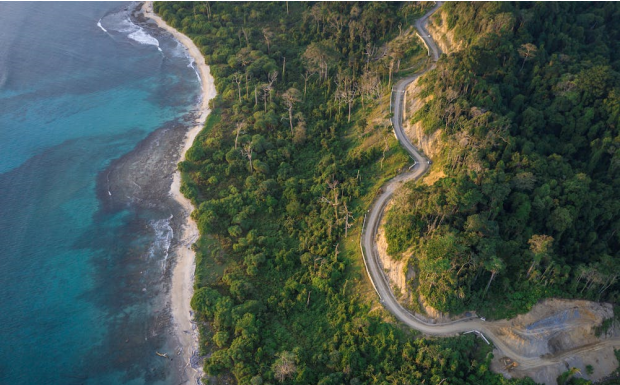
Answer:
[
  {"left": 97, "top": 19, "right": 108, "bottom": 33},
  {"left": 101, "top": 12, "right": 162, "bottom": 52},
  {"left": 173, "top": 42, "right": 201, "bottom": 83},
  {"left": 187, "top": 56, "right": 201, "bottom": 83},
  {"left": 147, "top": 215, "right": 174, "bottom": 274},
  {"left": 128, "top": 28, "right": 162, "bottom": 52}
]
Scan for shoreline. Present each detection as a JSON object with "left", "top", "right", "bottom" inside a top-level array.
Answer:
[{"left": 140, "top": 2, "right": 216, "bottom": 383}]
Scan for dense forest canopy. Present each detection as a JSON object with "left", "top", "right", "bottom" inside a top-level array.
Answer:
[
  {"left": 386, "top": 1, "right": 620, "bottom": 318},
  {"left": 156, "top": 1, "right": 618, "bottom": 384}
]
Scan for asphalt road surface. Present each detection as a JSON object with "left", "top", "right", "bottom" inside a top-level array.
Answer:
[{"left": 359, "top": 2, "right": 620, "bottom": 370}]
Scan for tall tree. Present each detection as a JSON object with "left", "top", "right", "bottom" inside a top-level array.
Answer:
[
  {"left": 518, "top": 43, "right": 537, "bottom": 73},
  {"left": 282, "top": 88, "right": 302, "bottom": 135}
]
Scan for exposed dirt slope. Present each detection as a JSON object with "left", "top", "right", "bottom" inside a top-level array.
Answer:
[
  {"left": 425, "top": 9, "right": 463, "bottom": 55},
  {"left": 375, "top": 201, "right": 413, "bottom": 305},
  {"left": 402, "top": 77, "right": 443, "bottom": 159}
]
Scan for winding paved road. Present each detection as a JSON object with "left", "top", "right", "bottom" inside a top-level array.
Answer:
[{"left": 359, "top": 2, "right": 620, "bottom": 373}]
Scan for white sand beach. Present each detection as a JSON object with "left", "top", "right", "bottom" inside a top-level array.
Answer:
[{"left": 141, "top": 2, "right": 216, "bottom": 383}]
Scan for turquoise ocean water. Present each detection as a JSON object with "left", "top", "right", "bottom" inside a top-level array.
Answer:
[{"left": 0, "top": 2, "right": 201, "bottom": 384}]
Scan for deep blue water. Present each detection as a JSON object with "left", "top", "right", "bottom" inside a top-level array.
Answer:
[{"left": 0, "top": 2, "right": 200, "bottom": 384}]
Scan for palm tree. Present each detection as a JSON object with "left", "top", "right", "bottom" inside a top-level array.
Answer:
[{"left": 483, "top": 256, "right": 505, "bottom": 297}]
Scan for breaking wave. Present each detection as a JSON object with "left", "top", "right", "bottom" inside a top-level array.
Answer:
[
  {"left": 97, "top": 19, "right": 108, "bottom": 33},
  {"left": 147, "top": 215, "right": 174, "bottom": 274},
  {"left": 98, "top": 11, "right": 162, "bottom": 52}
]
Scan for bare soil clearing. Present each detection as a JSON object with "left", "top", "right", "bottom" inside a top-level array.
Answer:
[{"left": 488, "top": 299, "right": 618, "bottom": 384}]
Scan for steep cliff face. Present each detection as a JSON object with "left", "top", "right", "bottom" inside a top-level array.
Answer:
[
  {"left": 402, "top": 77, "right": 443, "bottom": 160},
  {"left": 425, "top": 10, "right": 462, "bottom": 55}
]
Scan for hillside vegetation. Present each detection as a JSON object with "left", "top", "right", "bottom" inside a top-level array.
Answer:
[{"left": 385, "top": 2, "right": 620, "bottom": 319}]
